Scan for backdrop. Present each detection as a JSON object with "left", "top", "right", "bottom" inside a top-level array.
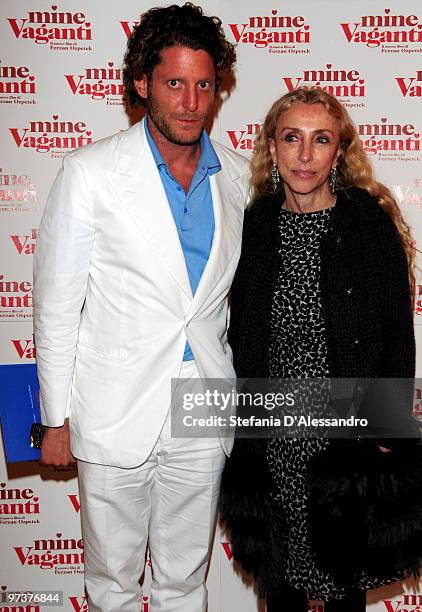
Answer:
[{"left": 1, "top": 0, "right": 422, "bottom": 610}]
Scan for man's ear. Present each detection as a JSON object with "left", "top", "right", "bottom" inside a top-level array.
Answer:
[{"left": 134, "top": 74, "right": 148, "bottom": 100}]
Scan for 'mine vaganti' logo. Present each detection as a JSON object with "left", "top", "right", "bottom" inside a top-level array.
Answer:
[
  {"left": 282, "top": 64, "right": 366, "bottom": 108},
  {"left": 0, "top": 481, "right": 40, "bottom": 524},
  {"left": 14, "top": 533, "right": 84, "bottom": 573},
  {"left": 0, "top": 60, "right": 36, "bottom": 103},
  {"left": 11, "top": 334, "right": 36, "bottom": 360},
  {"left": 0, "top": 168, "right": 37, "bottom": 212},
  {"left": 358, "top": 117, "right": 420, "bottom": 159},
  {"left": 0, "top": 275, "right": 33, "bottom": 318},
  {"left": 226, "top": 123, "right": 261, "bottom": 153},
  {"left": 65, "top": 61, "right": 124, "bottom": 104},
  {"left": 340, "top": 8, "right": 422, "bottom": 49},
  {"left": 382, "top": 594, "right": 422, "bottom": 611},
  {"left": 10, "top": 228, "right": 38, "bottom": 255},
  {"left": 228, "top": 9, "right": 310, "bottom": 51},
  {"left": 9, "top": 115, "right": 93, "bottom": 157},
  {"left": 396, "top": 70, "right": 422, "bottom": 97},
  {"left": 7, "top": 5, "right": 92, "bottom": 49}
]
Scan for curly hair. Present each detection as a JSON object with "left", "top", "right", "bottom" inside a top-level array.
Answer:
[
  {"left": 123, "top": 2, "right": 236, "bottom": 107},
  {"left": 251, "top": 88, "right": 415, "bottom": 286}
]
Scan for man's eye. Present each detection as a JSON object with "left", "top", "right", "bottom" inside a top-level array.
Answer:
[
  {"left": 168, "top": 79, "right": 179, "bottom": 88},
  {"left": 198, "top": 81, "right": 210, "bottom": 89}
]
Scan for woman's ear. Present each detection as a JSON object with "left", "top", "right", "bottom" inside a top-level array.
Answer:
[{"left": 268, "top": 138, "right": 277, "bottom": 165}]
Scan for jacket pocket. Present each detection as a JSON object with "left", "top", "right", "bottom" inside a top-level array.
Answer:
[{"left": 77, "top": 340, "right": 127, "bottom": 362}]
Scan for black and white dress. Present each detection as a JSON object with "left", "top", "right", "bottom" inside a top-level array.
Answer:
[{"left": 266, "top": 206, "right": 399, "bottom": 601}]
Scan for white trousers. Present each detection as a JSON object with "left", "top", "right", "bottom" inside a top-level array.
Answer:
[{"left": 77, "top": 361, "right": 225, "bottom": 612}]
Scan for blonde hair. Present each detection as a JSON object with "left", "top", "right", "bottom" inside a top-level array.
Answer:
[{"left": 251, "top": 88, "right": 415, "bottom": 288}]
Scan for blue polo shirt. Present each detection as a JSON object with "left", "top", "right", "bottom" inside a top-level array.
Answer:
[{"left": 144, "top": 117, "right": 221, "bottom": 361}]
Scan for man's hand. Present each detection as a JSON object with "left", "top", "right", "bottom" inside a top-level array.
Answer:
[{"left": 41, "top": 419, "right": 76, "bottom": 466}]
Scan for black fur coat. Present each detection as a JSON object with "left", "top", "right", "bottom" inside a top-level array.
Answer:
[{"left": 219, "top": 188, "right": 422, "bottom": 597}]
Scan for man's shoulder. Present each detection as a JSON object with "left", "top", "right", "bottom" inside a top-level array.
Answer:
[
  {"left": 64, "top": 122, "right": 142, "bottom": 168},
  {"left": 210, "top": 138, "right": 250, "bottom": 179}
]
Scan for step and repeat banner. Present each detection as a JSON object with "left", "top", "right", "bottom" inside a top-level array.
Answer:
[{"left": 1, "top": 0, "right": 422, "bottom": 610}]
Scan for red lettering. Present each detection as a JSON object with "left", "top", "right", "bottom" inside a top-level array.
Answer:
[
  {"left": 340, "top": 22, "right": 360, "bottom": 42},
  {"left": 13, "top": 546, "right": 33, "bottom": 565},
  {"left": 221, "top": 542, "right": 233, "bottom": 561},
  {"left": 68, "top": 495, "right": 81, "bottom": 513},
  {"left": 69, "top": 596, "right": 88, "bottom": 612},
  {"left": 228, "top": 23, "right": 248, "bottom": 43},
  {"left": 64, "top": 75, "right": 83, "bottom": 95},
  {"left": 7, "top": 18, "right": 28, "bottom": 38}
]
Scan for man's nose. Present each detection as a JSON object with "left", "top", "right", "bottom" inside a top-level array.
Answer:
[{"left": 183, "top": 85, "right": 199, "bottom": 112}]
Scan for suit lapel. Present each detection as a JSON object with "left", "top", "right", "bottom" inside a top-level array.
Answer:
[
  {"left": 105, "top": 119, "right": 192, "bottom": 300},
  {"left": 189, "top": 164, "right": 244, "bottom": 316},
  {"left": 106, "top": 120, "right": 244, "bottom": 311}
]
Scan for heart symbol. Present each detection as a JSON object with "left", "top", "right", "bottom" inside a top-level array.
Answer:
[
  {"left": 52, "top": 115, "right": 58, "bottom": 120},
  {"left": 108, "top": 61, "right": 114, "bottom": 67},
  {"left": 86, "top": 22, "right": 91, "bottom": 27},
  {"left": 271, "top": 9, "right": 277, "bottom": 14},
  {"left": 52, "top": 5, "right": 57, "bottom": 10},
  {"left": 56, "top": 532, "right": 62, "bottom": 537},
  {"left": 1, "top": 586, "right": 7, "bottom": 591},
  {"left": 86, "top": 131, "right": 92, "bottom": 136},
  {"left": 326, "top": 64, "right": 332, "bottom": 69},
  {"left": 385, "top": 8, "right": 390, "bottom": 14},
  {"left": 359, "top": 79, "right": 365, "bottom": 84}
]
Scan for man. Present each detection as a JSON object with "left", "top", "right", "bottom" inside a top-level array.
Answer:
[{"left": 33, "top": 3, "right": 249, "bottom": 611}]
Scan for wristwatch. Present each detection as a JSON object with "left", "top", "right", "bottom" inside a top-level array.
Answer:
[{"left": 30, "top": 423, "right": 47, "bottom": 449}]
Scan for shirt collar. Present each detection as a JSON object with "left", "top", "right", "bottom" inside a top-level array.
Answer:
[{"left": 144, "top": 115, "right": 221, "bottom": 176}]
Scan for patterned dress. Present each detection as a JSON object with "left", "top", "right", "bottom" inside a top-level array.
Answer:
[{"left": 266, "top": 206, "right": 400, "bottom": 601}]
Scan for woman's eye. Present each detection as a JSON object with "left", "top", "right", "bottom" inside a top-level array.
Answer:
[
  {"left": 285, "top": 134, "right": 298, "bottom": 142},
  {"left": 317, "top": 135, "right": 330, "bottom": 143}
]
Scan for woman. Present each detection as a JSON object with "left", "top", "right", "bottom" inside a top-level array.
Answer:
[{"left": 219, "top": 88, "right": 419, "bottom": 611}]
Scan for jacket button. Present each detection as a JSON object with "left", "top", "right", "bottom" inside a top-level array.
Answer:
[
  {"left": 353, "top": 338, "right": 360, "bottom": 346},
  {"left": 336, "top": 235, "right": 342, "bottom": 244},
  {"left": 345, "top": 287, "right": 353, "bottom": 295}
]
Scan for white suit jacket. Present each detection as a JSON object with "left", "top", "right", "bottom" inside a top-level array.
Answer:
[{"left": 33, "top": 118, "right": 250, "bottom": 467}]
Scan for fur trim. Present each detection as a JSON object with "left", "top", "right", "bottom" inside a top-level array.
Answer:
[
  {"left": 308, "top": 440, "right": 422, "bottom": 582},
  {"left": 219, "top": 438, "right": 286, "bottom": 597}
]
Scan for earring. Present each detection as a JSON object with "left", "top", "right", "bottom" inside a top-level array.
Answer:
[
  {"left": 329, "top": 167, "right": 337, "bottom": 193},
  {"left": 271, "top": 162, "right": 280, "bottom": 191}
]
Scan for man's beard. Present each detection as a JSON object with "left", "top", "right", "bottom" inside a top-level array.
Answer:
[{"left": 147, "top": 96, "right": 205, "bottom": 146}]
